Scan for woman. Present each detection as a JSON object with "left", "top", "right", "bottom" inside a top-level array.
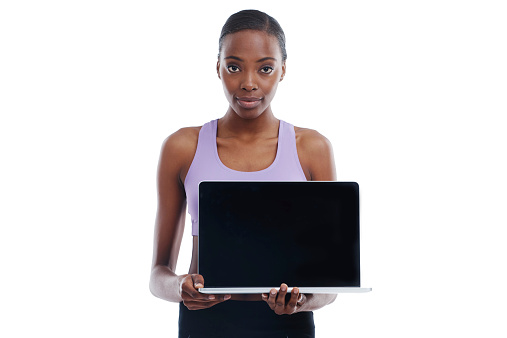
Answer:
[{"left": 150, "top": 9, "right": 337, "bottom": 338}]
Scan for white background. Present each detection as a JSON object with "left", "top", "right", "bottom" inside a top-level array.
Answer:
[{"left": 1, "top": 1, "right": 506, "bottom": 337}]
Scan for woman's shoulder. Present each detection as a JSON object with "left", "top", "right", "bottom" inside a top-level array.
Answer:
[
  {"left": 165, "top": 125, "right": 202, "bottom": 144},
  {"left": 294, "top": 126, "right": 333, "bottom": 155},
  {"left": 294, "top": 125, "right": 336, "bottom": 180},
  {"left": 159, "top": 126, "right": 203, "bottom": 172},
  {"left": 162, "top": 126, "right": 202, "bottom": 152}
]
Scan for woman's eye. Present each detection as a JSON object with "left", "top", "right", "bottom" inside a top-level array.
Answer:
[
  {"left": 227, "top": 65, "right": 240, "bottom": 72},
  {"left": 261, "top": 66, "right": 274, "bottom": 74}
]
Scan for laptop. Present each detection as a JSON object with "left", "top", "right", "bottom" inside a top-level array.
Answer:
[{"left": 197, "top": 181, "right": 371, "bottom": 294}]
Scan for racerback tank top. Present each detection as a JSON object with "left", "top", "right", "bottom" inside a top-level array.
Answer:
[{"left": 184, "top": 118, "right": 307, "bottom": 236}]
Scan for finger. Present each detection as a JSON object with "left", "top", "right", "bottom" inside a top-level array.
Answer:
[
  {"left": 182, "top": 293, "right": 219, "bottom": 303},
  {"left": 219, "top": 294, "right": 231, "bottom": 301},
  {"left": 181, "top": 287, "right": 202, "bottom": 300},
  {"left": 207, "top": 294, "right": 231, "bottom": 304},
  {"left": 184, "top": 295, "right": 231, "bottom": 310},
  {"left": 184, "top": 300, "right": 216, "bottom": 310},
  {"left": 191, "top": 274, "right": 215, "bottom": 301},
  {"left": 276, "top": 283, "right": 288, "bottom": 307},
  {"left": 203, "top": 293, "right": 231, "bottom": 302},
  {"left": 181, "top": 275, "right": 200, "bottom": 298},
  {"left": 287, "top": 287, "right": 299, "bottom": 309},
  {"left": 181, "top": 275, "right": 208, "bottom": 301},
  {"left": 188, "top": 292, "right": 230, "bottom": 302},
  {"left": 266, "top": 288, "right": 277, "bottom": 309},
  {"left": 191, "top": 274, "right": 205, "bottom": 289},
  {"left": 297, "top": 293, "right": 306, "bottom": 307}
]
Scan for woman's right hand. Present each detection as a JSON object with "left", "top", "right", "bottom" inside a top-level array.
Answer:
[{"left": 179, "top": 274, "right": 231, "bottom": 310}]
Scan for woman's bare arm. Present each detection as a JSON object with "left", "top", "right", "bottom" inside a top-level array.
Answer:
[
  {"left": 149, "top": 130, "right": 190, "bottom": 302},
  {"left": 149, "top": 128, "right": 231, "bottom": 307}
]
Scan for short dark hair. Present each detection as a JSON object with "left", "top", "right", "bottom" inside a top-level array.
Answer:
[{"left": 218, "top": 9, "right": 287, "bottom": 62}]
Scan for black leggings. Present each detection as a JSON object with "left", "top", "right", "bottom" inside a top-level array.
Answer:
[{"left": 178, "top": 300, "right": 315, "bottom": 338}]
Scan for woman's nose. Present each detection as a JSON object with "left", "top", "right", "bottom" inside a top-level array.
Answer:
[{"left": 241, "top": 72, "right": 258, "bottom": 91}]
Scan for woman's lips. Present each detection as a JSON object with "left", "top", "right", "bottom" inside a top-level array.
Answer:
[{"left": 237, "top": 98, "right": 262, "bottom": 109}]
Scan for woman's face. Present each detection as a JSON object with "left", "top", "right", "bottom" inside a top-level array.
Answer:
[{"left": 217, "top": 29, "right": 286, "bottom": 120}]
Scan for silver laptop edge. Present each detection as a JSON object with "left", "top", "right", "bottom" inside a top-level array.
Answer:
[{"left": 199, "top": 287, "right": 371, "bottom": 294}]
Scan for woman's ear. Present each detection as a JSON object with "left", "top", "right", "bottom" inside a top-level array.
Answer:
[
  {"left": 216, "top": 60, "right": 221, "bottom": 79},
  {"left": 280, "top": 61, "right": 286, "bottom": 82}
]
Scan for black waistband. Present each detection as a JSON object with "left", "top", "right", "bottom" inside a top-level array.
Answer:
[{"left": 178, "top": 301, "right": 315, "bottom": 338}]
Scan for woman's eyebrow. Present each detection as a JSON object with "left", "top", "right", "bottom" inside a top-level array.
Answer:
[{"left": 224, "top": 56, "right": 277, "bottom": 62}]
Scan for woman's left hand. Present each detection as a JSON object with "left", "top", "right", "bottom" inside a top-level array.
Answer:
[{"left": 261, "top": 283, "right": 306, "bottom": 315}]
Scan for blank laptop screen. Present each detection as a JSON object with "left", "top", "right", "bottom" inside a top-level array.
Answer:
[{"left": 198, "top": 181, "right": 360, "bottom": 288}]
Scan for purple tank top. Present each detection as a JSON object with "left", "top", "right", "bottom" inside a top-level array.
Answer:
[{"left": 184, "top": 118, "right": 307, "bottom": 236}]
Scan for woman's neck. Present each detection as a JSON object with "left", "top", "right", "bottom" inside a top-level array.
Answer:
[{"left": 219, "top": 109, "right": 279, "bottom": 139}]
